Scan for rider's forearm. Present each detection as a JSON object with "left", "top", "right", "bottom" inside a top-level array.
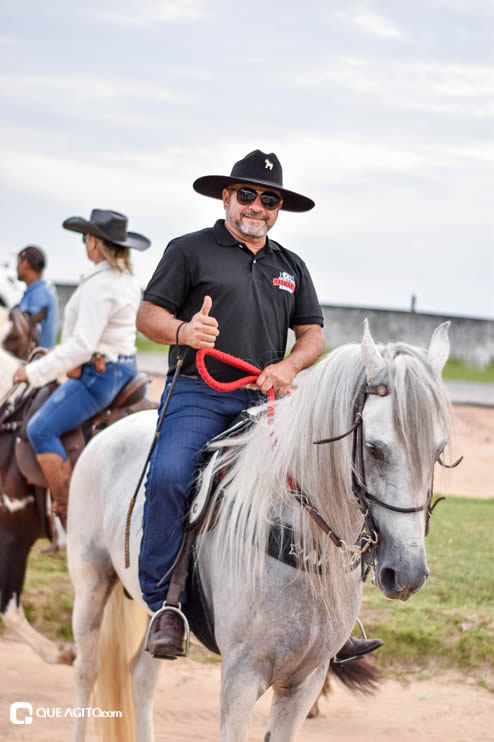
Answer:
[
  {"left": 283, "top": 324, "right": 325, "bottom": 375},
  {"left": 136, "top": 301, "right": 186, "bottom": 346}
]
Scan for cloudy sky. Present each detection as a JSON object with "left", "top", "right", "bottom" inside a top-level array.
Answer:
[{"left": 1, "top": 0, "right": 493, "bottom": 318}]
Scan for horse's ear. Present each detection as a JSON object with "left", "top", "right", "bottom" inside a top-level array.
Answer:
[
  {"left": 428, "top": 322, "right": 450, "bottom": 377},
  {"left": 361, "top": 319, "right": 386, "bottom": 384}
]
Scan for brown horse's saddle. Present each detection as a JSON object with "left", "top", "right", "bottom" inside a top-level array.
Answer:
[
  {"left": 2, "top": 306, "right": 42, "bottom": 360},
  {"left": 15, "top": 372, "right": 157, "bottom": 488}
]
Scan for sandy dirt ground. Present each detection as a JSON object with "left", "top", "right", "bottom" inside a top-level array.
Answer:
[
  {"left": 1, "top": 634, "right": 493, "bottom": 742},
  {"left": 1, "top": 397, "right": 492, "bottom": 741},
  {"left": 434, "top": 404, "right": 494, "bottom": 499}
]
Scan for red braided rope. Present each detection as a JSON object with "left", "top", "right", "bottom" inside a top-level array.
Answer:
[{"left": 195, "top": 348, "right": 275, "bottom": 410}]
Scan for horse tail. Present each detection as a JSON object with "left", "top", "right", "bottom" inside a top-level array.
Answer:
[
  {"left": 329, "top": 658, "right": 381, "bottom": 694},
  {"left": 93, "top": 582, "right": 148, "bottom": 742}
]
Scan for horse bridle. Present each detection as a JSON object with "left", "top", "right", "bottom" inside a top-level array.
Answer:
[{"left": 290, "top": 381, "right": 462, "bottom": 576}]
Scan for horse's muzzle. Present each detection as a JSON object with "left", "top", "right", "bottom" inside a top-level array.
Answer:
[{"left": 375, "top": 563, "right": 430, "bottom": 601}]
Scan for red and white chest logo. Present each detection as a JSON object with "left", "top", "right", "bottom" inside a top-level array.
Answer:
[{"left": 273, "top": 271, "right": 296, "bottom": 294}]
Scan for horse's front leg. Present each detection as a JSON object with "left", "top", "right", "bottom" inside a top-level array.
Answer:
[
  {"left": 131, "top": 631, "right": 161, "bottom": 742},
  {"left": 219, "top": 650, "right": 270, "bottom": 742},
  {"left": 264, "top": 662, "right": 329, "bottom": 742}
]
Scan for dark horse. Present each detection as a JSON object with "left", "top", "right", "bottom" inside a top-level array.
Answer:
[{"left": 0, "top": 354, "right": 156, "bottom": 664}]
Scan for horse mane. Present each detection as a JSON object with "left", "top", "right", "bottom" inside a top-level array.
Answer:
[{"left": 197, "top": 340, "right": 451, "bottom": 624}]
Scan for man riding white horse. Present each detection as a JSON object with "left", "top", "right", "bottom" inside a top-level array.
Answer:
[{"left": 137, "top": 149, "right": 383, "bottom": 661}]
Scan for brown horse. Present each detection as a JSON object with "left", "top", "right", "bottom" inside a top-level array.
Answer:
[
  {"left": 0, "top": 371, "right": 156, "bottom": 664},
  {"left": 0, "top": 383, "right": 72, "bottom": 662},
  {"left": 0, "top": 306, "right": 41, "bottom": 404}
]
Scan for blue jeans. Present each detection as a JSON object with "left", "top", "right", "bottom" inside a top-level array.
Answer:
[
  {"left": 138, "top": 376, "right": 264, "bottom": 613},
  {"left": 27, "top": 357, "right": 137, "bottom": 459}
]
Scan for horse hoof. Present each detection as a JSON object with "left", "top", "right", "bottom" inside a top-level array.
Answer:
[
  {"left": 307, "top": 701, "right": 319, "bottom": 719},
  {"left": 42, "top": 543, "right": 60, "bottom": 554},
  {"left": 57, "top": 643, "right": 76, "bottom": 665}
]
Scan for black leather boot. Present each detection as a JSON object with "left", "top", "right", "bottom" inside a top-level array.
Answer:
[{"left": 336, "top": 635, "right": 384, "bottom": 662}]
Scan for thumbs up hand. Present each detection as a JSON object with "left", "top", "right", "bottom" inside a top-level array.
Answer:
[
  {"left": 199, "top": 295, "right": 212, "bottom": 317},
  {"left": 178, "top": 295, "right": 219, "bottom": 349}
]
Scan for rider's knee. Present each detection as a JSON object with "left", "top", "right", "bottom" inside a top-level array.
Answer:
[{"left": 26, "top": 412, "right": 43, "bottom": 449}]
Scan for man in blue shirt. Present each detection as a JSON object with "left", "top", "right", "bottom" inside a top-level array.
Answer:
[{"left": 17, "top": 246, "right": 59, "bottom": 348}]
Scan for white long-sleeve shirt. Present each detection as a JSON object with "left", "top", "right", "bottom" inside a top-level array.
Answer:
[{"left": 26, "top": 262, "right": 141, "bottom": 388}]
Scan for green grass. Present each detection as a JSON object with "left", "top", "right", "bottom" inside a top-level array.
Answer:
[
  {"left": 360, "top": 496, "right": 494, "bottom": 686},
  {"left": 135, "top": 334, "right": 169, "bottom": 354},
  {"left": 441, "top": 359, "right": 494, "bottom": 384},
  {"left": 3, "top": 497, "right": 493, "bottom": 686},
  {"left": 15, "top": 542, "right": 74, "bottom": 641}
]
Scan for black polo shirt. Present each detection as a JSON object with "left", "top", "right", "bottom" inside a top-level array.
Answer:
[{"left": 143, "top": 220, "right": 324, "bottom": 383}]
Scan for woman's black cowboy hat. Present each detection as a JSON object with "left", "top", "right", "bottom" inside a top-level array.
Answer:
[
  {"left": 193, "top": 150, "right": 315, "bottom": 213},
  {"left": 62, "top": 209, "right": 151, "bottom": 251}
]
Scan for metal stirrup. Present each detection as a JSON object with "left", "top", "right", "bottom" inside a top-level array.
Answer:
[
  {"left": 144, "top": 603, "right": 190, "bottom": 658},
  {"left": 332, "top": 617, "right": 369, "bottom": 665}
]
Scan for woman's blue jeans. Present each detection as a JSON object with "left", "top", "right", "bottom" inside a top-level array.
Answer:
[
  {"left": 27, "top": 357, "right": 137, "bottom": 459},
  {"left": 138, "top": 376, "right": 264, "bottom": 613}
]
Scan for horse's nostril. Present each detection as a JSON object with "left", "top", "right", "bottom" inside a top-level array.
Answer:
[{"left": 380, "top": 567, "right": 397, "bottom": 594}]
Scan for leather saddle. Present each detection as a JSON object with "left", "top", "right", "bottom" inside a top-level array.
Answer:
[
  {"left": 2, "top": 306, "right": 42, "bottom": 360},
  {"left": 15, "top": 372, "right": 157, "bottom": 488}
]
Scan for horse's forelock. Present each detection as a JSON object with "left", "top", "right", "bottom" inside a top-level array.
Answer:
[{"left": 383, "top": 343, "right": 451, "bottom": 488}]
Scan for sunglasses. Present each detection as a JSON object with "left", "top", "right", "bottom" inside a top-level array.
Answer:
[
  {"left": 82, "top": 234, "right": 87, "bottom": 243},
  {"left": 230, "top": 187, "right": 282, "bottom": 211}
]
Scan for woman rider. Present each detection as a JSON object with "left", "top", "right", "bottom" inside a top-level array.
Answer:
[{"left": 12, "top": 209, "right": 150, "bottom": 527}]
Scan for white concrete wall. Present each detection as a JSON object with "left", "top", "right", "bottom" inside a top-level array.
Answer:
[{"left": 320, "top": 305, "right": 494, "bottom": 368}]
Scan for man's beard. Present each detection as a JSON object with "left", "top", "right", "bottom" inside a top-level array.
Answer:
[
  {"left": 225, "top": 199, "right": 270, "bottom": 238},
  {"left": 235, "top": 214, "right": 269, "bottom": 238}
]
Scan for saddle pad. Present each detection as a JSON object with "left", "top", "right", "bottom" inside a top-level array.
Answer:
[
  {"left": 185, "top": 557, "right": 220, "bottom": 655},
  {"left": 188, "top": 450, "right": 220, "bottom": 528},
  {"left": 182, "top": 524, "right": 306, "bottom": 657},
  {"left": 187, "top": 409, "right": 257, "bottom": 529}
]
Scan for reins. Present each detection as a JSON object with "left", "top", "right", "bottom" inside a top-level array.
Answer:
[
  {"left": 124, "top": 332, "right": 189, "bottom": 568},
  {"left": 196, "top": 348, "right": 276, "bottom": 416}
]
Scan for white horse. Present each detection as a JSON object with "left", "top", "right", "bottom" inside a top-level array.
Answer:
[{"left": 67, "top": 321, "right": 452, "bottom": 742}]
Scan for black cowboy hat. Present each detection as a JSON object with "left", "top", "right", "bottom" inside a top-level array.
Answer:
[
  {"left": 193, "top": 150, "right": 315, "bottom": 213},
  {"left": 62, "top": 209, "right": 151, "bottom": 251}
]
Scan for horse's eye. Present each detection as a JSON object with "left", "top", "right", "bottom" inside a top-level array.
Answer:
[{"left": 366, "top": 443, "right": 386, "bottom": 462}]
